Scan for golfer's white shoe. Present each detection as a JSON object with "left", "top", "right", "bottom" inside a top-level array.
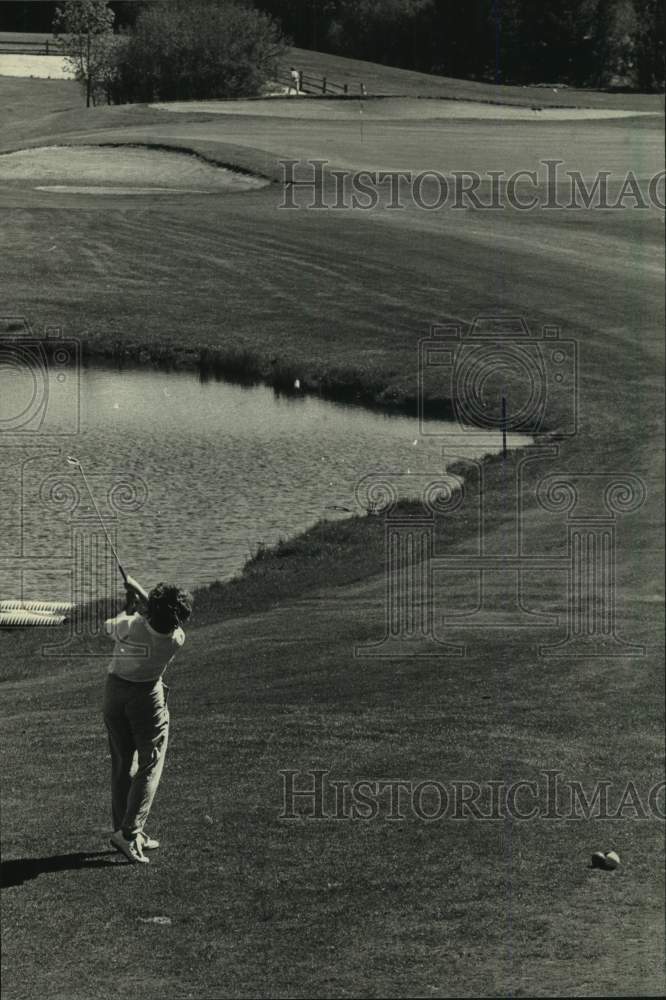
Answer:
[
  {"left": 110, "top": 830, "right": 149, "bottom": 864},
  {"left": 139, "top": 832, "right": 160, "bottom": 850}
]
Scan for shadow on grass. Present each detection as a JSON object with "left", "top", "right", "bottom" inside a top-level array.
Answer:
[{"left": 1, "top": 850, "right": 119, "bottom": 888}]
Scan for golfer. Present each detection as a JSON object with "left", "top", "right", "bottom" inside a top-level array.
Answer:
[{"left": 103, "top": 577, "right": 193, "bottom": 863}]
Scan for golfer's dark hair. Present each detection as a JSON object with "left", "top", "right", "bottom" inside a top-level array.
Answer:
[{"left": 147, "top": 582, "right": 193, "bottom": 633}]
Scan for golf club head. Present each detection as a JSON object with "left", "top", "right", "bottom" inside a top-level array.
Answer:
[{"left": 66, "top": 455, "right": 81, "bottom": 468}]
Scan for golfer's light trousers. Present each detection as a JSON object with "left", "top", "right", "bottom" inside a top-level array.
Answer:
[{"left": 103, "top": 673, "right": 169, "bottom": 840}]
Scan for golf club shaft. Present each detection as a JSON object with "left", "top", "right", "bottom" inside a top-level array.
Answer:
[{"left": 74, "top": 462, "right": 128, "bottom": 583}]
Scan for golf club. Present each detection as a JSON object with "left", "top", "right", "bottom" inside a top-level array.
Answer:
[{"left": 66, "top": 455, "right": 128, "bottom": 584}]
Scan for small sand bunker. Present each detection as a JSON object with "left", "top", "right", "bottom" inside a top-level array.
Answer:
[
  {"left": 0, "top": 145, "right": 268, "bottom": 194},
  {"left": 0, "top": 54, "right": 73, "bottom": 80}
]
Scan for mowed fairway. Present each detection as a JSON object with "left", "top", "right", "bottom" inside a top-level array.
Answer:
[{"left": 0, "top": 64, "right": 664, "bottom": 1000}]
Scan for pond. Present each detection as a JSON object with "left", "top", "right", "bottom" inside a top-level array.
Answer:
[{"left": 0, "top": 364, "right": 528, "bottom": 602}]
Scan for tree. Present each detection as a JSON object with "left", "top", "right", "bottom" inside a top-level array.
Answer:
[
  {"left": 580, "top": 0, "right": 640, "bottom": 87},
  {"left": 114, "top": 0, "right": 286, "bottom": 103},
  {"left": 52, "top": 0, "right": 116, "bottom": 107},
  {"left": 89, "top": 29, "right": 129, "bottom": 105},
  {"left": 255, "top": 0, "right": 662, "bottom": 90},
  {"left": 627, "top": 0, "right": 664, "bottom": 89},
  {"left": 333, "top": 1, "right": 434, "bottom": 67}
]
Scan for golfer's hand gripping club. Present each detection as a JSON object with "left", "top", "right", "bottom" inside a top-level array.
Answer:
[{"left": 124, "top": 575, "right": 149, "bottom": 614}]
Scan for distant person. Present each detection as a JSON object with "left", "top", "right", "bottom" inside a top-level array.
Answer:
[
  {"left": 103, "top": 577, "right": 193, "bottom": 863},
  {"left": 290, "top": 66, "right": 300, "bottom": 95}
]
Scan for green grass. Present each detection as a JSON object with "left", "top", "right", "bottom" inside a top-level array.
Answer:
[
  {"left": 0, "top": 75, "right": 81, "bottom": 127},
  {"left": 0, "top": 67, "right": 664, "bottom": 999},
  {"left": 2, "top": 479, "right": 663, "bottom": 997}
]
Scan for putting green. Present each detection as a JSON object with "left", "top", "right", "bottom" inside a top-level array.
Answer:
[
  {"left": 0, "top": 144, "right": 269, "bottom": 192},
  {"left": 151, "top": 95, "right": 661, "bottom": 122}
]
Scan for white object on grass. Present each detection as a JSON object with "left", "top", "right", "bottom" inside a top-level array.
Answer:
[
  {"left": 0, "top": 600, "right": 73, "bottom": 614},
  {"left": 0, "top": 611, "right": 66, "bottom": 627},
  {"left": 591, "top": 850, "right": 621, "bottom": 870}
]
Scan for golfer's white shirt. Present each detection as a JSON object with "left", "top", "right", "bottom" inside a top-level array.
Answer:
[{"left": 105, "top": 612, "right": 185, "bottom": 683}]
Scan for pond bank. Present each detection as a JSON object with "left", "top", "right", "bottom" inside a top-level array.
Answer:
[
  {"left": 0, "top": 446, "right": 528, "bottom": 682},
  {"left": 78, "top": 337, "right": 455, "bottom": 419}
]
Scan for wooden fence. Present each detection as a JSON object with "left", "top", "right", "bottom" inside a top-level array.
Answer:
[
  {"left": 0, "top": 37, "right": 56, "bottom": 55},
  {"left": 279, "top": 67, "right": 367, "bottom": 96}
]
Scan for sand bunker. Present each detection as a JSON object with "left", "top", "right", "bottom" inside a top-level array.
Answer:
[
  {"left": 0, "top": 145, "right": 268, "bottom": 193},
  {"left": 151, "top": 96, "right": 659, "bottom": 122},
  {"left": 0, "top": 54, "right": 73, "bottom": 79}
]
